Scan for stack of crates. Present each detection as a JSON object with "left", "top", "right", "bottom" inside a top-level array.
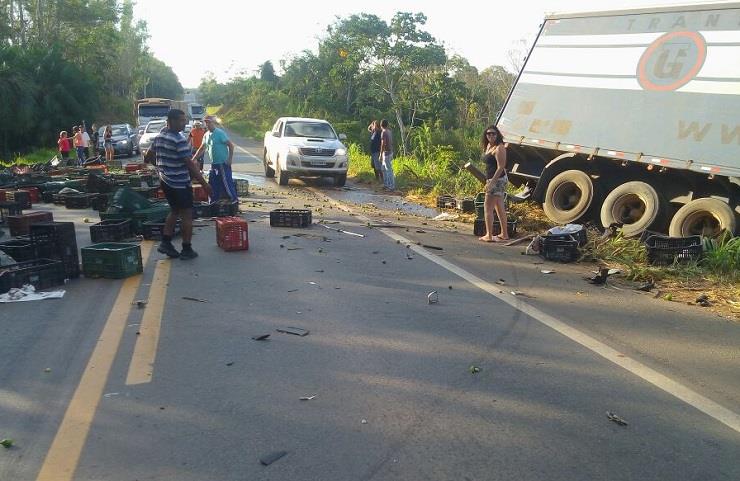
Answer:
[
  {"left": 216, "top": 216, "right": 249, "bottom": 251},
  {"left": 81, "top": 243, "right": 142, "bottom": 279},
  {"left": 7, "top": 211, "right": 54, "bottom": 236},
  {"left": 0, "top": 258, "right": 65, "bottom": 293},
  {"left": 90, "top": 219, "right": 133, "bottom": 243},
  {"left": 472, "top": 192, "right": 518, "bottom": 237},
  {"left": 0, "top": 201, "right": 22, "bottom": 224},
  {"left": 30, "top": 222, "right": 80, "bottom": 279},
  {"left": 6, "top": 190, "right": 32, "bottom": 209}
]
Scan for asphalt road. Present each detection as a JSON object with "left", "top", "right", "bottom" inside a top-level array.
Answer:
[{"left": 0, "top": 136, "right": 738, "bottom": 481}]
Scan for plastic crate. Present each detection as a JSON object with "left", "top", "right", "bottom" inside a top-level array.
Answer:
[
  {"left": 142, "top": 220, "right": 181, "bottom": 240},
  {"left": 91, "top": 193, "right": 112, "bottom": 212},
  {"left": 546, "top": 226, "right": 588, "bottom": 247},
  {"left": 235, "top": 178, "right": 249, "bottom": 197},
  {"left": 125, "top": 162, "right": 146, "bottom": 173},
  {"left": 645, "top": 235, "right": 702, "bottom": 265},
  {"left": 473, "top": 218, "right": 518, "bottom": 237},
  {"left": 192, "top": 202, "right": 213, "bottom": 219},
  {"left": 0, "top": 259, "right": 66, "bottom": 293},
  {"left": 213, "top": 201, "right": 239, "bottom": 217},
  {"left": 0, "top": 239, "right": 37, "bottom": 262},
  {"left": 42, "top": 181, "right": 67, "bottom": 193},
  {"left": 542, "top": 238, "right": 580, "bottom": 263},
  {"left": 65, "top": 193, "right": 97, "bottom": 209},
  {"left": 131, "top": 186, "right": 158, "bottom": 199},
  {"left": 0, "top": 201, "right": 22, "bottom": 224},
  {"left": 63, "top": 179, "right": 87, "bottom": 191},
  {"left": 192, "top": 184, "right": 208, "bottom": 202},
  {"left": 52, "top": 193, "right": 68, "bottom": 205},
  {"left": 30, "top": 222, "right": 79, "bottom": 279},
  {"left": 456, "top": 198, "right": 475, "bottom": 213},
  {"left": 81, "top": 243, "right": 143, "bottom": 279},
  {"left": 216, "top": 217, "right": 249, "bottom": 251},
  {"left": 41, "top": 191, "right": 55, "bottom": 203},
  {"left": 154, "top": 188, "right": 166, "bottom": 200},
  {"left": 474, "top": 192, "right": 485, "bottom": 219},
  {"left": 19, "top": 187, "right": 40, "bottom": 204},
  {"left": 130, "top": 204, "right": 170, "bottom": 233},
  {"left": 7, "top": 211, "right": 54, "bottom": 237},
  {"left": 269, "top": 209, "right": 312, "bottom": 228},
  {"left": 111, "top": 186, "right": 152, "bottom": 212},
  {"left": 6, "top": 190, "right": 31, "bottom": 209},
  {"left": 86, "top": 173, "right": 115, "bottom": 193},
  {"left": 436, "top": 195, "right": 456, "bottom": 209},
  {"left": 90, "top": 219, "right": 133, "bottom": 243}
]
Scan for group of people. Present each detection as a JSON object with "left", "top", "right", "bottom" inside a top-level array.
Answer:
[
  {"left": 145, "top": 110, "right": 236, "bottom": 260},
  {"left": 57, "top": 124, "right": 96, "bottom": 165},
  {"left": 367, "top": 119, "right": 395, "bottom": 191}
]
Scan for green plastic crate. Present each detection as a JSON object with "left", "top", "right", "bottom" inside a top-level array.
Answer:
[
  {"left": 474, "top": 192, "right": 485, "bottom": 219},
  {"left": 81, "top": 242, "right": 142, "bottom": 279},
  {"left": 64, "top": 179, "right": 87, "bottom": 191},
  {"left": 42, "top": 181, "right": 67, "bottom": 193},
  {"left": 130, "top": 204, "right": 170, "bottom": 233},
  {"left": 112, "top": 186, "right": 152, "bottom": 212}
]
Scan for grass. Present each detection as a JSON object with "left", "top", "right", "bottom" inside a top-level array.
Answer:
[{"left": 1, "top": 148, "right": 58, "bottom": 168}]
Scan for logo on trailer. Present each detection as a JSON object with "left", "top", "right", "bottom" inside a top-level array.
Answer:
[{"left": 637, "top": 31, "right": 706, "bottom": 91}]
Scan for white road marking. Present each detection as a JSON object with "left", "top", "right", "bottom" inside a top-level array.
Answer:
[
  {"left": 308, "top": 187, "right": 740, "bottom": 434},
  {"left": 234, "top": 144, "right": 262, "bottom": 163}
]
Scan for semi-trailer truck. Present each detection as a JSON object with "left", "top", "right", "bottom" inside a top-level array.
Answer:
[{"left": 497, "top": 2, "right": 740, "bottom": 237}]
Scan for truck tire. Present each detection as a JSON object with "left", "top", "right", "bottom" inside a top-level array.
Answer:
[
  {"left": 276, "top": 158, "right": 288, "bottom": 186},
  {"left": 542, "top": 170, "right": 595, "bottom": 224},
  {"left": 263, "top": 149, "right": 275, "bottom": 178},
  {"left": 668, "top": 198, "right": 736, "bottom": 237},
  {"left": 334, "top": 174, "right": 347, "bottom": 187},
  {"left": 600, "top": 181, "right": 666, "bottom": 237}
]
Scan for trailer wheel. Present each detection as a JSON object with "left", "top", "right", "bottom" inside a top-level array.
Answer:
[
  {"left": 542, "top": 170, "right": 595, "bottom": 224},
  {"left": 669, "top": 198, "right": 736, "bottom": 237},
  {"left": 600, "top": 181, "right": 665, "bottom": 237}
]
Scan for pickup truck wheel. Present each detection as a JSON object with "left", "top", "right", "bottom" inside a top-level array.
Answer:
[
  {"left": 669, "top": 198, "right": 736, "bottom": 237},
  {"left": 542, "top": 170, "right": 595, "bottom": 224},
  {"left": 263, "top": 149, "right": 275, "bottom": 178},
  {"left": 600, "top": 181, "right": 665, "bottom": 237},
  {"left": 334, "top": 174, "right": 347, "bottom": 187},
  {"left": 276, "top": 158, "right": 288, "bottom": 186}
]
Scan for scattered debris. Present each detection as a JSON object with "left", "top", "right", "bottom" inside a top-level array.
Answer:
[
  {"left": 510, "top": 291, "right": 535, "bottom": 298},
  {"left": 287, "top": 247, "right": 302, "bottom": 251},
  {"left": 260, "top": 450, "right": 288, "bottom": 466},
  {"left": 287, "top": 289, "right": 299, "bottom": 293},
  {"left": 606, "top": 411, "right": 628, "bottom": 426},
  {"left": 103, "top": 392, "right": 119, "bottom": 398},
  {"left": 1, "top": 439, "right": 14, "bottom": 448},
  {"left": 469, "top": 365, "right": 481, "bottom": 374},
  {"left": 0, "top": 285, "right": 65, "bottom": 303},
  {"left": 318, "top": 223, "right": 365, "bottom": 237},
  {"left": 663, "top": 293, "right": 674, "bottom": 301},
  {"left": 276, "top": 327, "right": 310, "bottom": 336},
  {"left": 495, "top": 278, "right": 506, "bottom": 286},
  {"left": 448, "top": 285, "right": 453, "bottom": 290},
  {"left": 416, "top": 229, "right": 426, "bottom": 234},
  {"left": 133, "top": 299, "right": 147, "bottom": 308},
  {"left": 252, "top": 334, "right": 271, "bottom": 341},
  {"left": 433, "top": 212, "right": 459, "bottom": 221},
  {"left": 585, "top": 268, "right": 617, "bottom": 285},
  {"left": 540, "top": 270, "right": 555, "bottom": 274},
  {"left": 361, "top": 419, "right": 368, "bottom": 424},
  {"left": 299, "top": 395, "right": 317, "bottom": 401},
  {"left": 427, "top": 291, "right": 439, "bottom": 304},
  {"left": 696, "top": 294, "right": 711, "bottom": 307},
  {"left": 422, "top": 244, "right": 443, "bottom": 251},
  {"left": 506, "top": 235, "right": 534, "bottom": 247},
  {"left": 226, "top": 362, "right": 234, "bottom": 366},
  {"left": 636, "top": 280, "right": 655, "bottom": 292},
  {"left": 44, "top": 368, "right": 51, "bottom": 373},
  {"left": 182, "top": 296, "right": 208, "bottom": 303}
]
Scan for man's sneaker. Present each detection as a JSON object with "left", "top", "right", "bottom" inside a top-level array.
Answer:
[
  {"left": 157, "top": 241, "right": 180, "bottom": 258},
  {"left": 179, "top": 248, "right": 198, "bottom": 260}
]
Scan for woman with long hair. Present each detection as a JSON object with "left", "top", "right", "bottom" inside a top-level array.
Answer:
[
  {"left": 479, "top": 125, "right": 510, "bottom": 242},
  {"left": 104, "top": 125, "right": 114, "bottom": 162}
]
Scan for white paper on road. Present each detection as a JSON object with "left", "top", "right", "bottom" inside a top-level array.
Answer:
[{"left": 0, "top": 284, "right": 65, "bottom": 303}]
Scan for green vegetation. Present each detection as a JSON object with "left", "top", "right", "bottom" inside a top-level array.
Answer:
[
  {"left": 0, "top": 148, "right": 57, "bottom": 168},
  {"left": 0, "top": 0, "right": 183, "bottom": 160}
]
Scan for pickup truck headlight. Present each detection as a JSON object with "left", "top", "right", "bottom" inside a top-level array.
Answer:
[
  {"left": 120, "top": 140, "right": 128, "bottom": 145},
  {"left": 335, "top": 148, "right": 346, "bottom": 156},
  {"left": 288, "top": 146, "right": 300, "bottom": 154}
]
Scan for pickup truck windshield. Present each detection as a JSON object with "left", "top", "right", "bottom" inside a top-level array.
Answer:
[
  {"left": 284, "top": 122, "right": 336, "bottom": 139},
  {"left": 146, "top": 122, "right": 166, "bottom": 133}
]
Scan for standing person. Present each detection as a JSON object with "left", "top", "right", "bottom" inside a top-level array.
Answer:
[
  {"left": 379, "top": 119, "right": 395, "bottom": 191},
  {"left": 104, "top": 125, "right": 114, "bottom": 162},
  {"left": 367, "top": 120, "right": 383, "bottom": 182},
  {"left": 57, "top": 131, "right": 71, "bottom": 162},
  {"left": 144, "top": 109, "right": 212, "bottom": 260},
  {"left": 192, "top": 115, "right": 237, "bottom": 202},
  {"left": 73, "top": 126, "right": 86, "bottom": 165},
  {"left": 479, "top": 125, "right": 510, "bottom": 242},
  {"left": 81, "top": 124, "right": 92, "bottom": 159},
  {"left": 187, "top": 120, "right": 206, "bottom": 171},
  {"left": 91, "top": 124, "right": 100, "bottom": 157}
]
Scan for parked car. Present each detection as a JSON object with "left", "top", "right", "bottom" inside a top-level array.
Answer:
[
  {"left": 97, "top": 124, "right": 139, "bottom": 157},
  {"left": 137, "top": 120, "right": 167, "bottom": 160},
  {"left": 263, "top": 117, "right": 349, "bottom": 186}
]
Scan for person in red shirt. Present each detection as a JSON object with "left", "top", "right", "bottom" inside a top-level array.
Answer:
[
  {"left": 188, "top": 121, "right": 206, "bottom": 171},
  {"left": 57, "top": 131, "right": 71, "bottom": 162}
]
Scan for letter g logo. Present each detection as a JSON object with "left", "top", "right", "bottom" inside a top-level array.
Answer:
[{"left": 637, "top": 31, "right": 707, "bottom": 91}]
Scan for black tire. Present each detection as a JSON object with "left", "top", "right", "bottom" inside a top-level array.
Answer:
[
  {"left": 276, "top": 158, "right": 288, "bottom": 186},
  {"left": 600, "top": 181, "right": 666, "bottom": 237},
  {"left": 334, "top": 173, "right": 347, "bottom": 187},
  {"left": 669, "top": 198, "right": 736, "bottom": 237},
  {"left": 264, "top": 149, "right": 275, "bottom": 178},
  {"left": 542, "top": 170, "right": 595, "bottom": 224}
]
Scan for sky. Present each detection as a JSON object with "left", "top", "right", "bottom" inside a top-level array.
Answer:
[{"left": 133, "top": 0, "right": 702, "bottom": 88}]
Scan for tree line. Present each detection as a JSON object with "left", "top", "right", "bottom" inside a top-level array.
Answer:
[
  {"left": 199, "top": 12, "right": 518, "bottom": 162},
  {"left": 0, "top": 0, "right": 183, "bottom": 159}
]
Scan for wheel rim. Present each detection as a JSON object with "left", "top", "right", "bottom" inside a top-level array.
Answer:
[
  {"left": 611, "top": 193, "right": 647, "bottom": 225},
  {"left": 682, "top": 210, "right": 721, "bottom": 237},
  {"left": 551, "top": 182, "right": 582, "bottom": 212}
]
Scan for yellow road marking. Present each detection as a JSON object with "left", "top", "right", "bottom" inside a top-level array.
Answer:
[
  {"left": 35, "top": 242, "right": 153, "bottom": 481},
  {"left": 125, "top": 259, "right": 171, "bottom": 385}
]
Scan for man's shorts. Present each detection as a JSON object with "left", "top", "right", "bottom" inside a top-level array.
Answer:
[{"left": 161, "top": 182, "right": 193, "bottom": 210}]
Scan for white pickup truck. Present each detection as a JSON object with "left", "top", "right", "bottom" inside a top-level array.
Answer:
[{"left": 263, "top": 117, "right": 349, "bottom": 186}]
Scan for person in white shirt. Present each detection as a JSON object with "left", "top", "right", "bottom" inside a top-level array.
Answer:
[{"left": 81, "top": 125, "right": 91, "bottom": 160}]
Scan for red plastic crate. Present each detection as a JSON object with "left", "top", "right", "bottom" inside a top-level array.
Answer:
[
  {"left": 192, "top": 184, "right": 208, "bottom": 202},
  {"left": 155, "top": 188, "right": 166, "bottom": 200},
  {"left": 19, "top": 187, "right": 40, "bottom": 204},
  {"left": 0, "top": 189, "right": 9, "bottom": 202},
  {"left": 7, "top": 211, "right": 54, "bottom": 236},
  {"left": 216, "top": 216, "right": 249, "bottom": 251},
  {"left": 125, "top": 162, "right": 146, "bottom": 173}
]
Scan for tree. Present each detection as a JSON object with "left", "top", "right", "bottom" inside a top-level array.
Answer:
[{"left": 259, "top": 60, "right": 278, "bottom": 83}]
